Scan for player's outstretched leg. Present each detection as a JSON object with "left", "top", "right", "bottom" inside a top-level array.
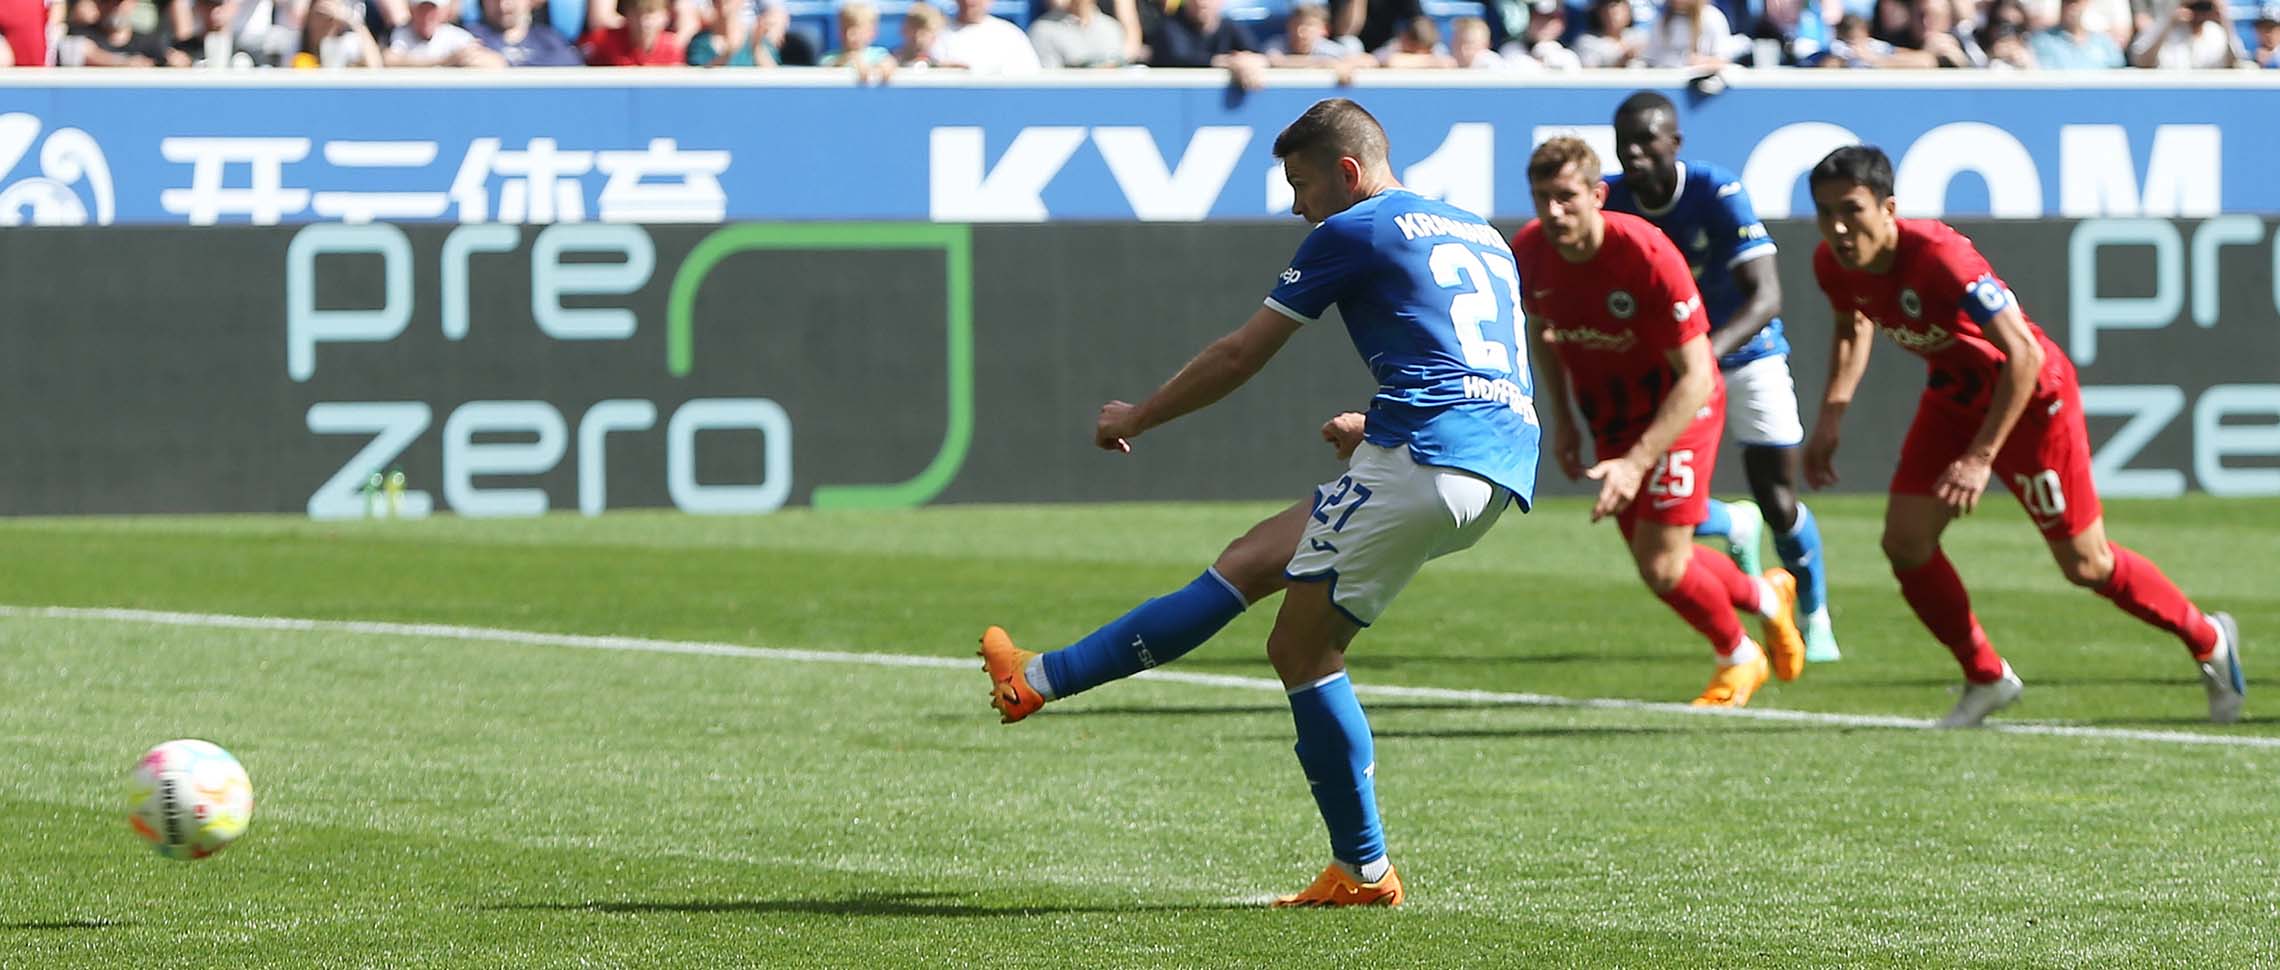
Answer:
[
  {"left": 980, "top": 501, "right": 1306, "bottom": 723},
  {"left": 2051, "top": 521, "right": 2245, "bottom": 723},
  {"left": 1743, "top": 445, "right": 1838, "bottom": 663},
  {"left": 1883, "top": 497, "right": 2018, "bottom": 726},
  {"left": 1693, "top": 499, "right": 1766, "bottom": 577},
  {"left": 1268, "top": 579, "right": 1401, "bottom": 908}
]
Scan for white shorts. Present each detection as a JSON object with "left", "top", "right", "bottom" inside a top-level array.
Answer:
[
  {"left": 1285, "top": 443, "right": 1510, "bottom": 627},
  {"left": 1722, "top": 354, "right": 1806, "bottom": 448}
]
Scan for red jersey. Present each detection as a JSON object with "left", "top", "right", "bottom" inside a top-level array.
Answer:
[
  {"left": 1812, "top": 219, "right": 2071, "bottom": 414},
  {"left": 1512, "top": 211, "right": 1719, "bottom": 451},
  {"left": 581, "top": 27, "right": 687, "bottom": 66}
]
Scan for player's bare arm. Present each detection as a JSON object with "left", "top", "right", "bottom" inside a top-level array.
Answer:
[
  {"left": 1590, "top": 333, "right": 1715, "bottom": 521},
  {"left": 1709, "top": 254, "right": 1783, "bottom": 359},
  {"left": 1805, "top": 308, "right": 1875, "bottom": 489},
  {"left": 1937, "top": 301, "right": 2043, "bottom": 515},
  {"left": 1526, "top": 310, "right": 1585, "bottom": 480},
  {"left": 1095, "top": 307, "right": 1303, "bottom": 452}
]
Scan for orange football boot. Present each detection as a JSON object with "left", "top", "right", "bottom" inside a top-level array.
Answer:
[
  {"left": 1760, "top": 568, "right": 1806, "bottom": 682},
  {"left": 1691, "top": 652, "right": 1770, "bottom": 707},
  {"left": 979, "top": 626, "right": 1045, "bottom": 724},
  {"left": 1271, "top": 864, "right": 1405, "bottom": 908}
]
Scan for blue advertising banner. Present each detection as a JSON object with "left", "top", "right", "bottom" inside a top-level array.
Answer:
[{"left": 1, "top": 72, "right": 2275, "bottom": 227}]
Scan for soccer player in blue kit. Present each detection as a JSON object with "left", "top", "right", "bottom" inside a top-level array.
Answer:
[
  {"left": 1603, "top": 91, "right": 1842, "bottom": 663},
  {"left": 978, "top": 98, "right": 1540, "bottom": 907}
]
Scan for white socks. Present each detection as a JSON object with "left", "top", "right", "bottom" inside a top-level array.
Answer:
[
  {"left": 1719, "top": 637, "right": 1765, "bottom": 667},
  {"left": 1750, "top": 576, "right": 1780, "bottom": 620},
  {"left": 1338, "top": 857, "right": 1393, "bottom": 883},
  {"left": 1023, "top": 656, "right": 1057, "bottom": 701}
]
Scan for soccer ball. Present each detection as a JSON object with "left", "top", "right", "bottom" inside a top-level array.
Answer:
[{"left": 127, "top": 739, "right": 255, "bottom": 861}]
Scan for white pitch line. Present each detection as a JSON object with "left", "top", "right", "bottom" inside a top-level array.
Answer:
[{"left": 5, "top": 604, "right": 2274, "bottom": 750}]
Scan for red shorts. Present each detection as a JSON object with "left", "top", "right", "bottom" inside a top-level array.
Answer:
[
  {"left": 1891, "top": 379, "right": 2102, "bottom": 540},
  {"left": 1601, "top": 395, "right": 1726, "bottom": 532}
]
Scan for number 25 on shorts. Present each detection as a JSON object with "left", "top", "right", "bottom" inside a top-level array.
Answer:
[{"left": 1646, "top": 450, "right": 1697, "bottom": 498}]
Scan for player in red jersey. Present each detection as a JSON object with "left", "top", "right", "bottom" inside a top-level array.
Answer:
[
  {"left": 1804, "top": 145, "right": 2244, "bottom": 727},
  {"left": 1516, "top": 137, "right": 1806, "bottom": 707}
]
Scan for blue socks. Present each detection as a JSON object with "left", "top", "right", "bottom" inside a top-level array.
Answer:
[
  {"left": 1695, "top": 499, "right": 1734, "bottom": 541},
  {"left": 1038, "top": 568, "right": 1248, "bottom": 699},
  {"left": 1773, "top": 504, "right": 1828, "bottom": 614},
  {"left": 1288, "top": 671, "right": 1385, "bottom": 869}
]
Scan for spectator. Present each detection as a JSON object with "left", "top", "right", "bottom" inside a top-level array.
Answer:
[
  {"left": 1980, "top": 19, "right": 2035, "bottom": 63},
  {"left": 0, "top": 0, "right": 43, "bottom": 65},
  {"left": 689, "top": 0, "right": 807, "bottom": 64},
  {"left": 174, "top": 0, "right": 241, "bottom": 64},
  {"left": 820, "top": 0, "right": 894, "bottom": 79},
  {"left": 1876, "top": 0, "right": 1979, "bottom": 66},
  {"left": 586, "top": 0, "right": 701, "bottom": 39},
  {"left": 1749, "top": 0, "right": 1836, "bottom": 62},
  {"left": 1500, "top": 0, "right": 1583, "bottom": 66},
  {"left": 1978, "top": 0, "right": 2032, "bottom": 36},
  {"left": 1641, "top": 0, "right": 1742, "bottom": 66},
  {"left": 2255, "top": 2, "right": 2279, "bottom": 66},
  {"left": 291, "top": 0, "right": 383, "bottom": 65},
  {"left": 68, "top": 0, "right": 189, "bottom": 64},
  {"left": 2023, "top": 0, "right": 2129, "bottom": 46},
  {"left": 1328, "top": 0, "right": 1422, "bottom": 52},
  {"left": 1377, "top": 13, "right": 1452, "bottom": 64},
  {"left": 1149, "top": 0, "right": 1262, "bottom": 71},
  {"left": 1268, "top": 2, "right": 1360, "bottom": 60},
  {"left": 1449, "top": 12, "right": 1508, "bottom": 64},
  {"left": 2029, "top": 0, "right": 2121, "bottom": 66},
  {"left": 1819, "top": 10, "right": 1892, "bottom": 61},
  {"left": 472, "top": 0, "right": 583, "bottom": 63},
  {"left": 896, "top": 0, "right": 944, "bottom": 64},
  {"left": 583, "top": 0, "right": 685, "bottom": 63},
  {"left": 675, "top": 0, "right": 740, "bottom": 64},
  {"left": 934, "top": 0, "right": 1041, "bottom": 72},
  {"left": 386, "top": 0, "right": 504, "bottom": 64},
  {"left": 1029, "top": 0, "right": 1125, "bottom": 67},
  {"left": 2129, "top": 0, "right": 2244, "bottom": 67},
  {"left": 1573, "top": 0, "right": 1645, "bottom": 65}
]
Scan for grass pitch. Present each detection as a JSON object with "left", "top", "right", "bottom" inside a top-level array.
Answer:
[{"left": 3, "top": 495, "right": 2277, "bottom": 968}]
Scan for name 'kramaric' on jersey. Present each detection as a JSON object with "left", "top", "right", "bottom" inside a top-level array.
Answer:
[
  {"left": 1604, "top": 160, "right": 1786, "bottom": 370},
  {"left": 1264, "top": 189, "right": 1542, "bottom": 509}
]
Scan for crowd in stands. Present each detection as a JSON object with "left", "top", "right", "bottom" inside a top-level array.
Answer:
[{"left": 0, "top": 0, "right": 2272, "bottom": 69}]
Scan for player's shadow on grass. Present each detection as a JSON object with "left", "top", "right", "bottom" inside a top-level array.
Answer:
[
  {"left": 1171, "top": 652, "right": 1681, "bottom": 670},
  {"left": 3, "top": 918, "right": 124, "bottom": 931},
  {"left": 1041, "top": 700, "right": 1505, "bottom": 718},
  {"left": 1370, "top": 724, "right": 1822, "bottom": 740},
  {"left": 1820, "top": 675, "right": 2203, "bottom": 690},
  {"left": 488, "top": 892, "right": 1253, "bottom": 918}
]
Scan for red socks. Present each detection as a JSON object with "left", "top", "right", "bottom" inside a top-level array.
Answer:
[
  {"left": 2098, "top": 545, "right": 2219, "bottom": 659},
  {"left": 1657, "top": 548, "right": 1750, "bottom": 655},
  {"left": 1893, "top": 551, "right": 2007, "bottom": 683}
]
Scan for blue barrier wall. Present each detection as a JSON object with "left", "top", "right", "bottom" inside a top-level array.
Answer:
[{"left": 1, "top": 73, "right": 2275, "bottom": 227}]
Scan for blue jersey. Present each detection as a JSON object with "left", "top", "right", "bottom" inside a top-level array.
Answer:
[
  {"left": 1604, "top": 160, "right": 1787, "bottom": 370},
  {"left": 1265, "top": 190, "right": 1540, "bottom": 508}
]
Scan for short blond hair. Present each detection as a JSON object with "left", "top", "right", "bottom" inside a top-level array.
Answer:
[
  {"left": 839, "top": 0, "right": 877, "bottom": 28},
  {"left": 1528, "top": 136, "right": 1601, "bottom": 185}
]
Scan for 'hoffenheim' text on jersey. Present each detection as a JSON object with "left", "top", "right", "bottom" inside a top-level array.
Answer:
[
  {"left": 1604, "top": 160, "right": 1787, "bottom": 369},
  {"left": 1263, "top": 190, "right": 1540, "bottom": 508}
]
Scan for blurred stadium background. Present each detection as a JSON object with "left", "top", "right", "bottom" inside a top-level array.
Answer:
[{"left": 3, "top": 49, "right": 2279, "bottom": 970}]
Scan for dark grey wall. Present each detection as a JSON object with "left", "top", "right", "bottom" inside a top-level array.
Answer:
[{"left": 1, "top": 219, "right": 2272, "bottom": 516}]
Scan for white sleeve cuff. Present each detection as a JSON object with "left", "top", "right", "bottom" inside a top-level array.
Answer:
[
  {"left": 1264, "top": 297, "right": 1316, "bottom": 323},
  {"left": 1727, "top": 245, "right": 1777, "bottom": 270}
]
